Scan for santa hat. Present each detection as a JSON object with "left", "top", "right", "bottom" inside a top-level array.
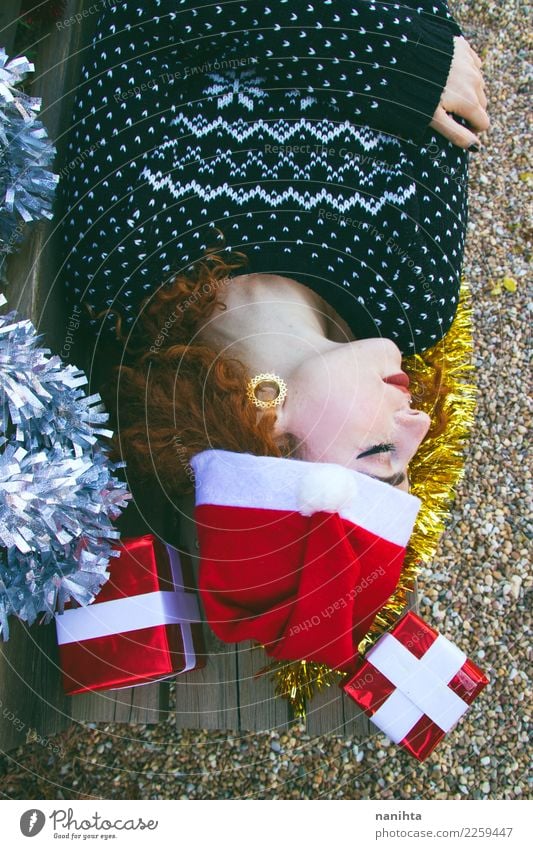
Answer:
[{"left": 189, "top": 449, "right": 421, "bottom": 674}]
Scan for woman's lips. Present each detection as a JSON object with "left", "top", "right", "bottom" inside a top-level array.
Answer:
[
  {"left": 383, "top": 372, "right": 411, "bottom": 397},
  {"left": 383, "top": 372, "right": 410, "bottom": 388}
]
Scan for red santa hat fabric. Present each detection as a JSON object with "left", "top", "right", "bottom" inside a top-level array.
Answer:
[{"left": 189, "top": 449, "right": 421, "bottom": 674}]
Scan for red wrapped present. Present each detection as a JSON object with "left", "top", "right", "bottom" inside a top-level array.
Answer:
[
  {"left": 343, "top": 611, "right": 489, "bottom": 760},
  {"left": 55, "top": 535, "right": 206, "bottom": 695}
]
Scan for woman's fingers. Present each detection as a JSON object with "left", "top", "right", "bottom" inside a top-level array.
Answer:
[
  {"left": 438, "top": 86, "right": 490, "bottom": 133},
  {"left": 468, "top": 44, "right": 483, "bottom": 68},
  {"left": 429, "top": 105, "right": 481, "bottom": 149},
  {"left": 461, "top": 99, "right": 491, "bottom": 133},
  {"left": 477, "top": 84, "right": 488, "bottom": 110},
  {"left": 434, "top": 36, "right": 490, "bottom": 145},
  {"left": 439, "top": 72, "right": 490, "bottom": 133}
]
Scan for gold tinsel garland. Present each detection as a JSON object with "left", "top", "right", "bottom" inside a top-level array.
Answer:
[{"left": 254, "top": 280, "right": 477, "bottom": 717}]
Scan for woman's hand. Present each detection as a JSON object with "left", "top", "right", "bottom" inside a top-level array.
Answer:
[{"left": 429, "top": 36, "right": 490, "bottom": 149}]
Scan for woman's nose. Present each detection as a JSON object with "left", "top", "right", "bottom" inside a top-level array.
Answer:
[{"left": 394, "top": 408, "right": 431, "bottom": 442}]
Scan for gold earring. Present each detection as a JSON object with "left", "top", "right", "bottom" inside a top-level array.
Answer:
[{"left": 246, "top": 372, "right": 288, "bottom": 409}]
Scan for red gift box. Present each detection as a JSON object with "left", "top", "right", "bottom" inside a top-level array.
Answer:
[
  {"left": 343, "top": 611, "right": 489, "bottom": 760},
  {"left": 55, "top": 535, "right": 206, "bottom": 695}
]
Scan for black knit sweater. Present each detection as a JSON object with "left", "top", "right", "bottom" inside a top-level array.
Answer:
[{"left": 56, "top": 0, "right": 469, "bottom": 356}]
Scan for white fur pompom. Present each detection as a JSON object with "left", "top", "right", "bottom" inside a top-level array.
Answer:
[{"left": 297, "top": 464, "right": 358, "bottom": 517}]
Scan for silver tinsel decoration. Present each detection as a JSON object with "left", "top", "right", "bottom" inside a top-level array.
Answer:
[
  {"left": 0, "top": 48, "right": 59, "bottom": 280},
  {"left": 0, "top": 293, "right": 132, "bottom": 640}
]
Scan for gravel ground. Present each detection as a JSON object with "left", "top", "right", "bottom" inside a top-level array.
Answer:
[{"left": 0, "top": 0, "right": 530, "bottom": 800}]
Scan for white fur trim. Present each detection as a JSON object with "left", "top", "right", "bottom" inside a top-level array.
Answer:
[
  {"left": 297, "top": 464, "right": 359, "bottom": 517},
  {"left": 190, "top": 449, "right": 420, "bottom": 548}
]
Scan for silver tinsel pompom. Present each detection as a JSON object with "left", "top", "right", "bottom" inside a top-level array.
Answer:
[
  {"left": 0, "top": 293, "right": 132, "bottom": 639},
  {"left": 0, "top": 49, "right": 59, "bottom": 277}
]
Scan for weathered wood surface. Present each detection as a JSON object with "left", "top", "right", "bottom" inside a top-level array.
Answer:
[{"left": 0, "top": 1, "right": 20, "bottom": 58}]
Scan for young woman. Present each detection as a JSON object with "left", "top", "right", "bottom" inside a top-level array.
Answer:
[{"left": 55, "top": 2, "right": 488, "bottom": 670}]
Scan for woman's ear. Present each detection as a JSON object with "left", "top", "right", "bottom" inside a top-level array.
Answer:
[
  {"left": 254, "top": 403, "right": 287, "bottom": 439},
  {"left": 270, "top": 387, "right": 294, "bottom": 436},
  {"left": 270, "top": 410, "right": 304, "bottom": 458},
  {"left": 271, "top": 407, "right": 287, "bottom": 440}
]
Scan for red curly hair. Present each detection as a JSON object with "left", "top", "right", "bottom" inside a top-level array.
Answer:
[{"left": 99, "top": 246, "right": 301, "bottom": 513}]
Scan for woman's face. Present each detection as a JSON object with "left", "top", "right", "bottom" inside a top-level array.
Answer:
[{"left": 276, "top": 338, "right": 431, "bottom": 491}]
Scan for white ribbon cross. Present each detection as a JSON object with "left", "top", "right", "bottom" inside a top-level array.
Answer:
[{"left": 367, "top": 632, "right": 468, "bottom": 743}]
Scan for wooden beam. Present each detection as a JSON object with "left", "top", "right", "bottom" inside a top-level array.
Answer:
[
  {"left": 0, "top": 1, "right": 22, "bottom": 58},
  {"left": 174, "top": 495, "right": 240, "bottom": 731},
  {"left": 0, "top": 619, "right": 71, "bottom": 752},
  {"left": 237, "top": 642, "right": 294, "bottom": 733}
]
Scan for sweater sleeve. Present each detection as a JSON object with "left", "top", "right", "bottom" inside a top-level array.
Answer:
[
  {"left": 143, "top": 0, "right": 462, "bottom": 142},
  {"left": 414, "top": 2, "right": 464, "bottom": 37}
]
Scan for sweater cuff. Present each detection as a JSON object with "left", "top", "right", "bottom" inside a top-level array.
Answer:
[
  {"left": 387, "top": 16, "right": 457, "bottom": 144},
  {"left": 419, "top": 8, "right": 464, "bottom": 39}
]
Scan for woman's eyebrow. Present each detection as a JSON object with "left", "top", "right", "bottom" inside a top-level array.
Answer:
[{"left": 368, "top": 471, "right": 406, "bottom": 487}]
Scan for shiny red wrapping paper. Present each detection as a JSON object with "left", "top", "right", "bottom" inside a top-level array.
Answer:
[
  {"left": 56, "top": 535, "right": 206, "bottom": 695},
  {"left": 342, "top": 611, "right": 489, "bottom": 761}
]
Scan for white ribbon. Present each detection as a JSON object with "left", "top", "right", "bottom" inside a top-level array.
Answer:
[
  {"left": 55, "top": 544, "right": 202, "bottom": 683},
  {"left": 367, "top": 632, "right": 468, "bottom": 743},
  {"left": 55, "top": 590, "right": 200, "bottom": 642}
]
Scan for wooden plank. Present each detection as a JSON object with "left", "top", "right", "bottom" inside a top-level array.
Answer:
[
  {"left": 237, "top": 642, "right": 293, "bottom": 732},
  {"left": 304, "top": 674, "right": 346, "bottom": 737},
  {"left": 6, "top": 0, "right": 95, "bottom": 330},
  {"left": 173, "top": 495, "right": 240, "bottom": 731},
  {"left": 174, "top": 632, "right": 240, "bottom": 731},
  {"left": 0, "top": 618, "right": 71, "bottom": 753},
  {"left": 342, "top": 691, "right": 372, "bottom": 738},
  {"left": 70, "top": 683, "right": 168, "bottom": 724},
  {"left": 0, "top": 1, "right": 22, "bottom": 58}
]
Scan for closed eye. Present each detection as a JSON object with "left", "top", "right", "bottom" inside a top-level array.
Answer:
[
  {"left": 368, "top": 471, "right": 406, "bottom": 487},
  {"left": 356, "top": 442, "right": 394, "bottom": 460}
]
